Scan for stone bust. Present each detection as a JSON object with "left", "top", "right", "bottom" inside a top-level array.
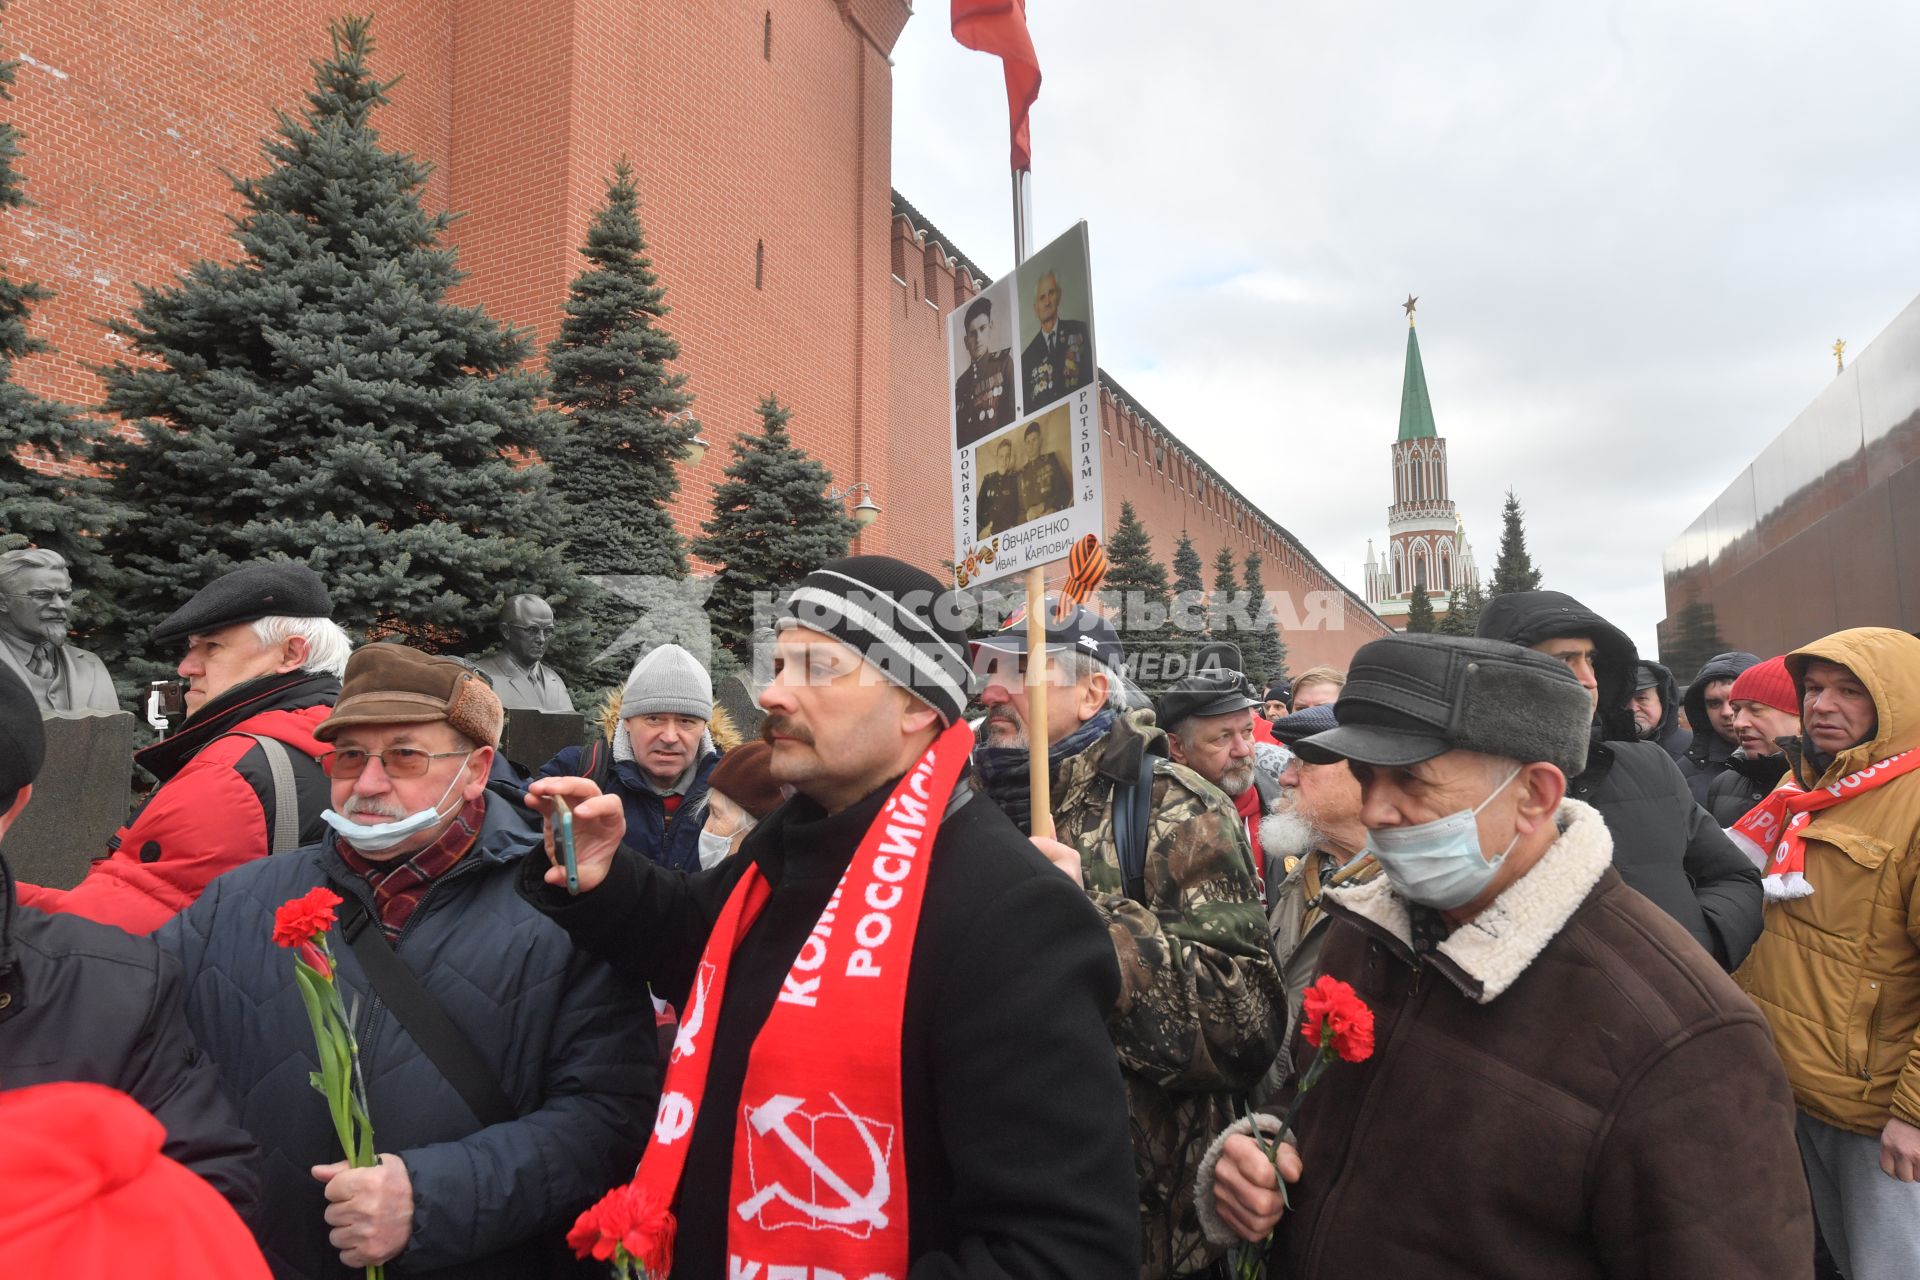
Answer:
[
  {"left": 0, "top": 548, "right": 120, "bottom": 714},
  {"left": 467, "top": 594, "right": 573, "bottom": 712}
]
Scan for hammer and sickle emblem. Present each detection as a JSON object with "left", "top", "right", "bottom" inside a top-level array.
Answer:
[{"left": 735, "top": 1093, "right": 892, "bottom": 1232}]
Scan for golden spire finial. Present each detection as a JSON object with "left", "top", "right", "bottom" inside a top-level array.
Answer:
[
  {"left": 1403, "top": 294, "right": 1418, "bottom": 327},
  {"left": 1833, "top": 338, "right": 1846, "bottom": 374}
]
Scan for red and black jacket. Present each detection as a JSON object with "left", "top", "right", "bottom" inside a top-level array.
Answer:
[{"left": 19, "top": 671, "right": 337, "bottom": 934}]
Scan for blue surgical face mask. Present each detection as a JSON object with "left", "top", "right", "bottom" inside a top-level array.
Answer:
[
  {"left": 1363, "top": 766, "right": 1526, "bottom": 910},
  {"left": 320, "top": 752, "right": 475, "bottom": 854}
]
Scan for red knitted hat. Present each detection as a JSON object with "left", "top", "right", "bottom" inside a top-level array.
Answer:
[
  {"left": 1730, "top": 656, "right": 1798, "bottom": 716},
  {"left": 0, "top": 1083, "right": 271, "bottom": 1279}
]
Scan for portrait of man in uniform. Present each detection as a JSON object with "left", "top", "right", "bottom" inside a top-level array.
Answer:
[
  {"left": 977, "top": 437, "right": 1024, "bottom": 539},
  {"left": 952, "top": 295, "right": 1016, "bottom": 448},
  {"left": 1018, "top": 415, "right": 1073, "bottom": 524},
  {"left": 1019, "top": 269, "right": 1093, "bottom": 411}
]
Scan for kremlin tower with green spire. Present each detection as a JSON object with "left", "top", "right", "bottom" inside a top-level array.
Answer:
[{"left": 1363, "top": 296, "right": 1479, "bottom": 627}]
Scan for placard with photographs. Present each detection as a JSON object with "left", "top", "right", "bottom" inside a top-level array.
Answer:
[{"left": 950, "top": 221, "right": 1102, "bottom": 589}]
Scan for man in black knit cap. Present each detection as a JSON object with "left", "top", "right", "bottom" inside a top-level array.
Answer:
[{"left": 521, "top": 556, "right": 1139, "bottom": 1280}]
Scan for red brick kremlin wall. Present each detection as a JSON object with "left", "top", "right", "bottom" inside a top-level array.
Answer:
[{"left": 2, "top": 0, "right": 1383, "bottom": 671}]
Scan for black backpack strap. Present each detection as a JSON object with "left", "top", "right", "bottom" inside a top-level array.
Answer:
[
  {"left": 339, "top": 901, "right": 516, "bottom": 1128},
  {"left": 1114, "top": 751, "right": 1156, "bottom": 907}
]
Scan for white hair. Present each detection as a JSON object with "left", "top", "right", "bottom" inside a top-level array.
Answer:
[
  {"left": 1052, "top": 650, "right": 1126, "bottom": 713},
  {"left": 251, "top": 615, "right": 353, "bottom": 678}
]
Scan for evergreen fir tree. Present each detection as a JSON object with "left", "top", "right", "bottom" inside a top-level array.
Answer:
[
  {"left": 693, "top": 394, "right": 857, "bottom": 663},
  {"left": 1436, "top": 582, "right": 1468, "bottom": 635},
  {"left": 1405, "top": 574, "right": 1436, "bottom": 632},
  {"left": 1454, "top": 574, "right": 1486, "bottom": 634},
  {"left": 1242, "top": 549, "right": 1286, "bottom": 684},
  {"left": 93, "top": 18, "right": 575, "bottom": 682},
  {"left": 1170, "top": 531, "right": 1206, "bottom": 640},
  {"left": 545, "top": 158, "right": 699, "bottom": 684},
  {"left": 1490, "top": 489, "right": 1544, "bottom": 597},
  {"left": 1103, "top": 501, "right": 1174, "bottom": 681},
  {"left": 0, "top": 22, "right": 111, "bottom": 563},
  {"left": 1208, "top": 544, "right": 1238, "bottom": 641}
]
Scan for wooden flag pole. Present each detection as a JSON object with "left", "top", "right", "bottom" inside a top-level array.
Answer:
[{"left": 1011, "top": 168, "right": 1055, "bottom": 840}]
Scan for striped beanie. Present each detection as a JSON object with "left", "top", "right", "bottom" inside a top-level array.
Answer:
[
  {"left": 778, "top": 556, "right": 973, "bottom": 725},
  {"left": 1730, "top": 655, "right": 1798, "bottom": 716}
]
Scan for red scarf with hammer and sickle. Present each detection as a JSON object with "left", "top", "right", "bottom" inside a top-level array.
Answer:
[
  {"left": 1728, "top": 746, "right": 1920, "bottom": 902},
  {"left": 570, "top": 720, "right": 976, "bottom": 1280}
]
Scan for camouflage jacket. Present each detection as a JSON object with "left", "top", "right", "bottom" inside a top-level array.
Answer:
[{"left": 1051, "top": 709, "right": 1285, "bottom": 1279}]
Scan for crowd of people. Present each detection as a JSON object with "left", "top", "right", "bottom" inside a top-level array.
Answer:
[{"left": 2, "top": 552, "right": 1918, "bottom": 1280}]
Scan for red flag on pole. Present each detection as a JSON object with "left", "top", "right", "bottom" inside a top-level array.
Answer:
[{"left": 951, "top": 0, "right": 1042, "bottom": 172}]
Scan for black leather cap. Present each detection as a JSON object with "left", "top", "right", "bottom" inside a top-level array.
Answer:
[
  {"left": 1294, "top": 633, "right": 1592, "bottom": 776},
  {"left": 1157, "top": 668, "right": 1258, "bottom": 728},
  {"left": 151, "top": 561, "right": 332, "bottom": 647}
]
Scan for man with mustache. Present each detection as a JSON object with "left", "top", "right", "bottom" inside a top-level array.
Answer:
[
  {"left": 1736, "top": 629, "right": 1920, "bottom": 1280},
  {"left": 159, "top": 644, "right": 655, "bottom": 1279},
  {"left": 1247, "top": 703, "right": 1379, "bottom": 1102},
  {"left": 0, "top": 547, "right": 117, "bottom": 713},
  {"left": 1158, "top": 667, "right": 1284, "bottom": 892},
  {"left": 972, "top": 601, "right": 1281, "bottom": 1280},
  {"left": 19, "top": 560, "right": 348, "bottom": 933},
  {"left": 519, "top": 557, "right": 1139, "bottom": 1279}
]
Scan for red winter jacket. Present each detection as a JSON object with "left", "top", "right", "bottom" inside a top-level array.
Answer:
[{"left": 21, "top": 673, "right": 336, "bottom": 934}]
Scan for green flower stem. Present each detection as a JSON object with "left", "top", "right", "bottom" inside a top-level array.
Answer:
[{"left": 1229, "top": 1041, "right": 1336, "bottom": 1279}]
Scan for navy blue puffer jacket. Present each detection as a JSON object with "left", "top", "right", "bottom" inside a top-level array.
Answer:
[
  {"left": 539, "top": 744, "right": 718, "bottom": 873},
  {"left": 158, "top": 795, "right": 657, "bottom": 1279}
]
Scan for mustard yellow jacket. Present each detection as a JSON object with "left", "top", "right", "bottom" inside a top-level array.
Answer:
[{"left": 1737, "top": 627, "right": 1920, "bottom": 1135}]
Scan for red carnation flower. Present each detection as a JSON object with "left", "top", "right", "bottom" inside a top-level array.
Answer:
[
  {"left": 1300, "top": 974, "right": 1376, "bottom": 1063},
  {"left": 273, "top": 886, "right": 343, "bottom": 949}
]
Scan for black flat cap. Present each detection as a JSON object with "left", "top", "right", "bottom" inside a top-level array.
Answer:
[
  {"left": 973, "top": 598, "right": 1125, "bottom": 671},
  {"left": 0, "top": 664, "right": 46, "bottom": 799},
  {"left": 1157, "top": 668, "right": 1258, "bottom": 728},
  {"left": 151, "top": 560, "right": 332, "bottom": 648},
  {"left": 1270, "top": 702, "right": 1336, "bottom": 745},
  {"left": 1294, "top": 633, "right": 1592, "bottom": 776}
]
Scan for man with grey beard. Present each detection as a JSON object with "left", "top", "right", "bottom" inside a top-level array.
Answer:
[
  {"left": 1252, "top": 703, "right": 1379, "bottom": 1101},
  {"left": 1160, "top": 669, "right": 1287, "bottom": 895}
]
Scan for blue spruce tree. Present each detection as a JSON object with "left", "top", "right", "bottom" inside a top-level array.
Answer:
[{"left": 94, "top": 17, "right": 577, "bottom": 681}]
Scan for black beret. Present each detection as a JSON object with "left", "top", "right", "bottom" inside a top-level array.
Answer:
[
  {"left": 0, "top": 664, "right": 46, "bottom": 800},
  {"left": 150, "top": 560, "right": 332, "bottom": 648}
]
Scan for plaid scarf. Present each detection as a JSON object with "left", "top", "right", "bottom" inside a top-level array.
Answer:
[{"left": 337, "top": 793, "right": 488, "bottom": 939}]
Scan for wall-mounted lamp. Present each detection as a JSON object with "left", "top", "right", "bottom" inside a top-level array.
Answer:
[{"left": 829, "top": 480, "right": 882, "bottom": 529}]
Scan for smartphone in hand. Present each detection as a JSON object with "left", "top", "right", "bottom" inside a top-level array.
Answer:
[{"left": 550, "top": 796, "right": 579, "bottom": 896}]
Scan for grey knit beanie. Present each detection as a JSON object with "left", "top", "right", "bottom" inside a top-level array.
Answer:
[{"left": 619, "top": 644, "right": 713, "bottom": 720}]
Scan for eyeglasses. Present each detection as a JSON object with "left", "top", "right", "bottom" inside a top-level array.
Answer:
[{"left": 320, "top": 747, "right": 470, "bottom": 779}]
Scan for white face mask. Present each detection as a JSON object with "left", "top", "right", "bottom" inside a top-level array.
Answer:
[
  {"left": 696, "top": 828, "right": 735, "bottom": 870},
  {"left": 1363, "top": 766, "right": 1525, "bottom": 911},
  {"left": 320, "top": 752, "right": 475, "bottom": 854}
]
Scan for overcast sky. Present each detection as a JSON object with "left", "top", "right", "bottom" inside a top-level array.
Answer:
[{"left": 890, "top": 1, "right": 1920, "bottom": 657}]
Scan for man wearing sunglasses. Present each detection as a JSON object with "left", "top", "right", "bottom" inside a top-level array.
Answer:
[{"left": 159, "top": 642, "right": 655, "bottom": 1279}]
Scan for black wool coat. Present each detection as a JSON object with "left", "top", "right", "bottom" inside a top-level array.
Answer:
[{"left": 519, "top": 783, "right": 1142, "bottom": 1280}]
